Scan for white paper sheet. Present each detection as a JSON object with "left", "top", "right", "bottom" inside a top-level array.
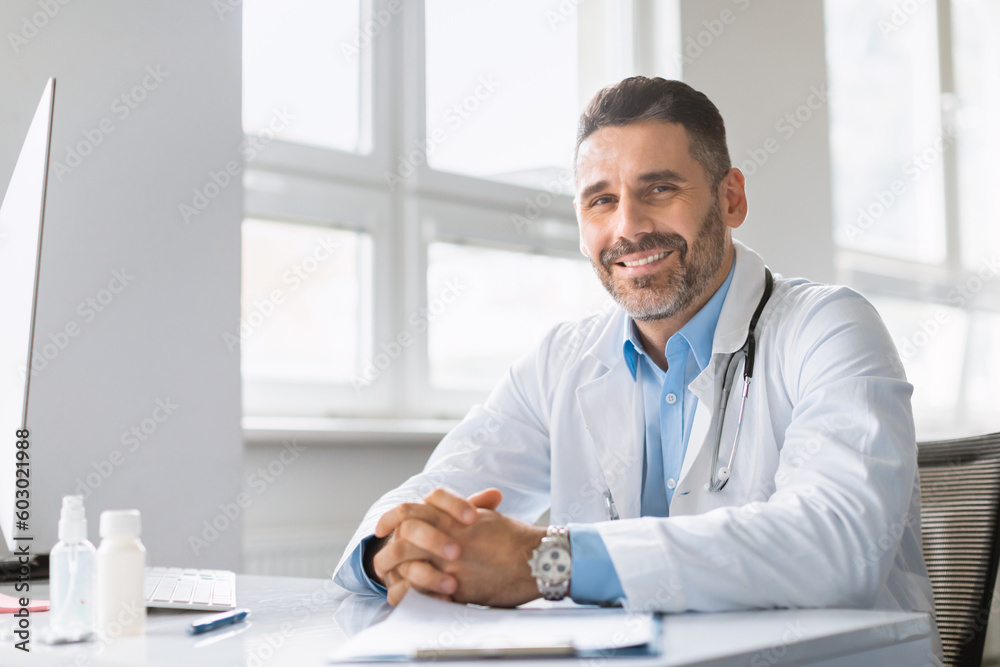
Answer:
[{"left": 329, "top": 591, "right": 658, "bottom": 662}]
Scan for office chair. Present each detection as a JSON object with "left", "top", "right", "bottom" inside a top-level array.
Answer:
[{"left": 918, "top": 432, "right": 1000, "bottom": 667}]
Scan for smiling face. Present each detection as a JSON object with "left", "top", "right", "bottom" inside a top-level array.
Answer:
[{"left": 574, "top": 120, "right": 744, "bottom": 323}]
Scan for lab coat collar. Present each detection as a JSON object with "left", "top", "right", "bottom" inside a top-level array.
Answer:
[{"left": 713, "top": 241, "right": 769, "bottom": 355}]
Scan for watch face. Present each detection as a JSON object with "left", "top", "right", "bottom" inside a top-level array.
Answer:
[{"left": 535, "top": 546, "right": 570, "bottom": 584}]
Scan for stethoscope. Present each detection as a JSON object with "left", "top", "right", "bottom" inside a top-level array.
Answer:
[
  {"left": 602, "top": 268, "right": 775, "bottom": 518},
  {"left": 708, "top": 267, "right": 773, "bottom": 492}
]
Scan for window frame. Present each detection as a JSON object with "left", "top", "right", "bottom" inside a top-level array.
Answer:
[
  {"left": 829, "top": 0, "right": 1000, "bottom": 436},
  {"left": 241, "top": 0, "right": 662, "bottom": 420}
]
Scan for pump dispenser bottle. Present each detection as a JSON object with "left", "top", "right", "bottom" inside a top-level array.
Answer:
[
  {"left": 49, "top": 495, "right": 97, "bottom": 640},
  {"left": 97, "top": 510, "right": 146, "bottom": 637}
]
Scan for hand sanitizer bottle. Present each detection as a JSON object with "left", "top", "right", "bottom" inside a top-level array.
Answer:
[
  {"left": 49, "top": 495, "right": 97, "bottom": 640},
  {"left": 97, "top": 510, "right": 146, "bottom": 637}
]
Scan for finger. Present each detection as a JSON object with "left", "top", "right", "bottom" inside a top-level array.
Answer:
[
  {"left": 373, "top": 525, "right": 458, "bottom": 579},
  {"left": 387, "top": 578, "right": 410, "bottom": 606},
  {"left": 375, "top": 501, "right": 461, "bottom": 538},
  {"left": 387, "top": 579, "right": 452, "bottom": 605},
  {"left": 397, "top": 560, "right": 457, "bottom": 596},
  {"left": 468, "top": 488, "right": 503, "bottom": 511},
  {"left": 396, "top": 518, "right": 461, "bottom": 560},
  {"left": 424, "top": 488, "right": 479, "bottom": 525}
]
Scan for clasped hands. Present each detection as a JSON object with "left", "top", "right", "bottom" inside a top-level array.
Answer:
[{"left": 367, "top": 488, "right": 547, "bottom": 607}]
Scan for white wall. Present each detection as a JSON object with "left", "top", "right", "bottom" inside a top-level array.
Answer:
[
  {"left": 0, "top": 1, "right": 243, "bottom": 567},
  {"left": 680, "top": 0, "right": 835, "bottom": 283}
]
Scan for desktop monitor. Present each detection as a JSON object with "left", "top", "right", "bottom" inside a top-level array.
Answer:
[{"left": 0, "top": 77, "right": 56, "bottom": 553}]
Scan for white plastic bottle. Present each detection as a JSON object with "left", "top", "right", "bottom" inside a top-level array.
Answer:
[
  {"left": 49, "top": 495, "right": 97, "bottom": 640},
  {"left": 96, "top": 510, "right": 146, "bottom": 637}
]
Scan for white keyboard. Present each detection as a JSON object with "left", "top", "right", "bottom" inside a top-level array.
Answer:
[{"left": 144, "top": 567, "right": 236, "bottom": 611}]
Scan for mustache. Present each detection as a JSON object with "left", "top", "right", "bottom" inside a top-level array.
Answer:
[{"left": 599, "top": 232, "right": 688, "bottom": 271}]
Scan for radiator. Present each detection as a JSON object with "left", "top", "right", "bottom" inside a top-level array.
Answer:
[{"left": 242, "top": 524, "right": 355, "bottom": 578}]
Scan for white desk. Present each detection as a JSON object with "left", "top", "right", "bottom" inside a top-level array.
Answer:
[{"left": 0, "top": 575, "right": 934, "bottom": 666}]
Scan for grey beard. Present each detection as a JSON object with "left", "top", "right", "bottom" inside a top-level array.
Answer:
[{"left": 592, "top": 198, "right": 727, "bottom": 321}]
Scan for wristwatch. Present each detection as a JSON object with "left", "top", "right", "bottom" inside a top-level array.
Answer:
[{"left": 529, "top": 525, "right": 572, "bottom": 600}]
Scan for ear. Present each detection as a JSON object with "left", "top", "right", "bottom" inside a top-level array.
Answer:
[{"left": 718, "top": 167, "right": 748, "bottom": 229}]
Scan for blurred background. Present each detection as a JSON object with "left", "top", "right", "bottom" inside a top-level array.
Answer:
[
  {"left": 241, "top": 0, "right": 999, "bottom": 573},
  {"left": 2, "top": 0, "right": 998, "bottom": 655}
]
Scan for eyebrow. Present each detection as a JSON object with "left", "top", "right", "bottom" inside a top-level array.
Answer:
[
  {"left": 578, "top": 179, "right": 610, "bottom": 202},
  {"left": 578, "top": 170, "right": 689, "bottom": 203},
  {"left": 638, "top": 169, "right": 687, "bottom": 185}
]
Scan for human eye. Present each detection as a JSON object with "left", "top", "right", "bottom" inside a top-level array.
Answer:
[{"left": 587, "top": 195, "right": 616, "bottom": 208}]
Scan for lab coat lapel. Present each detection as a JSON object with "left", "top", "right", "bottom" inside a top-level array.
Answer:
[
  {"left": 576, "top": 312, "right": 644, "bottom": 520},
  {"left": 677, "top": 242, "right": 768, "bottom": 491},
  {"left": 681, "top": 380, "right": 714, "bottom": 484}
]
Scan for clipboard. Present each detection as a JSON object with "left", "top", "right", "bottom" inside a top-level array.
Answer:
[{"left": 328, "top": 591, "right": 662, "bottom": 662}]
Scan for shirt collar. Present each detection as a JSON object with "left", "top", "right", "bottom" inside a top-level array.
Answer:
[{"left": 621, "top": 256, "right": 736, "bottom": 380}]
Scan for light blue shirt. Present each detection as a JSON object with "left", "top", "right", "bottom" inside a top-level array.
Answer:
[
  {"left": 569, "top": 259, "right": 735, "bottom": 604},
  {"left": 348, "top": 259, "right": 735, "bottom": 604}
]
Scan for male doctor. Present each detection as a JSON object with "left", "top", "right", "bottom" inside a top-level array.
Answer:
[{"left": 332, "top": 77, "right": 936, "bottom": 624}]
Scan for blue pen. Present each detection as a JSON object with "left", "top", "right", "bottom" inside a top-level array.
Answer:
[{"left": 187, "top": 608, "right": 250, "bottom": 635}]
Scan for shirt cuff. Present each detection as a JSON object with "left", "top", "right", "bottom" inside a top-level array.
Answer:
[
  {"left": 568, "top": 523, "right": 626, "bottom": 605},
  {"left": 349, "top": 534, "right": 389, "bottom": 597}
]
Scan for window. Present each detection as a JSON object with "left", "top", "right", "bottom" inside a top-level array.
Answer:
[
  {"left": 241, "top": 219, "right": 371, "bottom": 385},
  {"left": 241, "top": 1, "right": 676, "bottom": 420},
  {"left": 424, "top": 0, "right": 579, "bottom": 192},
  {"left": 825, "top": 0, "right": 1000, "bottom": 435},
  {"left": 427, "top": 242, "right": 610, "bottom": 391},
  {"left": 242, "top": 0, "right": 367, "bottom": 152}
]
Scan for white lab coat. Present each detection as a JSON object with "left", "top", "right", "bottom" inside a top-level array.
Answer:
[{"left": 334, "top": 242, "right": 936, "bottom": 628}]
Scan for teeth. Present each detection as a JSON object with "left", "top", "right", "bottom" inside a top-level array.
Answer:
[{"left": 622, "top": 251, "right": 669, "bottom": 267}]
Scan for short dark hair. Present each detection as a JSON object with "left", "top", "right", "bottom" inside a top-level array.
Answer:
[{"left": 575, "top": 77, "right": 732, "bottom": 187}]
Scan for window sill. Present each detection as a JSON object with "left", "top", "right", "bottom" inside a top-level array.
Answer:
[{"left": 242, "top": 416, "right": 459, "bottom": 448}]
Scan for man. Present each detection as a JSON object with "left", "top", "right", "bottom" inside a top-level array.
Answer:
[{"left": 332, "top": 77, "right": 936, "bottom": 627}]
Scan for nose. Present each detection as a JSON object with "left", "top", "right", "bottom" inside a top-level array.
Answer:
[{"left": 612, "top": 191, "right": 654, "bottom": 241}]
